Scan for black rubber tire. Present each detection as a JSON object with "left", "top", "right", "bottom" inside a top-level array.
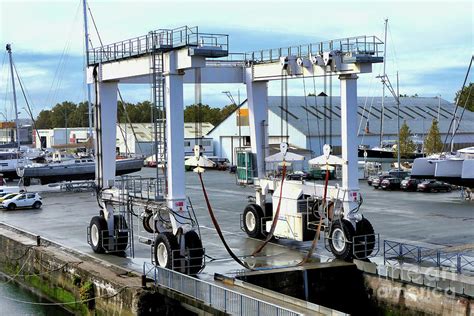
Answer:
[
  {"left": 243, "top": 204, "right": 264, "bottom": 238},
  {"left": 114, "top": 215, "right": 129, "bottom": 252},
  {"left": 33, "top": 201, "right": 42, "bottom": 209},
  {"left": 328, "top": 219, "right": 355, "bottom": 261},
  {"left": 154, "top": 232, "right": 180, "bottom": 269},
  {"left": 184, "top": 230, "right": 204, "bottom": 275},
  {"left": 354, "top": 217, "right": 375, "bottom": 259},
  {"left": 89, "top": 216, "right": 108, "bottom": 253},
  {"left": 23, "top": 177, "right": 31, "bottom": 186},
  {"left": 142, "top": 212, "right": 154, "bottom": 233},
  {"left": 7, "top": 203, "right": 16, "bottom": 210}
]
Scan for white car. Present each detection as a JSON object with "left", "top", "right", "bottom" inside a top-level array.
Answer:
[{"left": 2, "top": 192, "right": 42, "bottom": 210}]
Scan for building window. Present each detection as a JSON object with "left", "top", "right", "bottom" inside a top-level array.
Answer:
[
  {"left": 201, "top": 140, "right": 211, "bottom": 147},
  {"left": 243, "top": 136, "right": 251, "bottom": 146},
  {"left": 184, "top": 141, "right": 191, "bottom": 147}
]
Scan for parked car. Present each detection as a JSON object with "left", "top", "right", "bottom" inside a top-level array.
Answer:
[
  {"left": 417, "top": 180, "right": 452, "bottom": 193},
  {"left": 308, "top": 168, "right": 336, "bottom": 180},
  {"left": 372, "top": 174, "right": 392, "bottom": 189},
  {"left": 287, "top": 171, "right": 309, "bottom": 181},
  {"left": 387, "top": 169, "right": 410, "bottom": 179},
  {"left": 0, "top": 193, "right": 20, "bottom": 202},
  {"left": 2, "top": 192, "right": 42, "bottom": 210},
  {"left": 380, "top": 177, "right": 401, "bottom": 190},
  {"left": 400, "top": 178, "right": 422, "bottom": 191},
  {"left": 367, "top": 174, "right": 380, "bottom": 186}
]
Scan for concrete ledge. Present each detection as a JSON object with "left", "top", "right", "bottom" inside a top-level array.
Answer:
[{"left": 0, "top": 222, "right": 225, "bottom": 316}]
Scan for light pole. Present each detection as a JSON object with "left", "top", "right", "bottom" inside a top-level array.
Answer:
[
  {"left": 437, "top": 94, "right": 441, "bottom": 122},
  {"left": 222, "top": 90, "right": 241, "bottom": 165},
  {"left": 377, "top": 72, "right": 401, "bottom": 171}
]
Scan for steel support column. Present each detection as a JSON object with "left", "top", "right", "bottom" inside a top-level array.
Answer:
[
  {"left": 165, "top": 52, "right": 188, "bottom": 232},
  {"left": 245, "top": 68, "right": 269, "bottom": 179},
  {"left": 94, "top": 80, "right": 118, "bottom": 236},
  {"left": 339, "top": 74, "right": 360, "bottom": 221}
]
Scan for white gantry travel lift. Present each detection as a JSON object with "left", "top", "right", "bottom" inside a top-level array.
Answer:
[{"left": 85, "top": 26, "right": 383, "bottom": 274}]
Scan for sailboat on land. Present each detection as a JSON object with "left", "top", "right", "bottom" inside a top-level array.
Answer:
[
  {"left": 411, "top": 57, "right": 474, "bottom": 188},
  {"left": 3, "top": 43, "right": 144, "bottom": 186}
]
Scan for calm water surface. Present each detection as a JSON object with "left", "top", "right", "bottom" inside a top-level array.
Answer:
[{"left": 0, "top": 280, "right": 72, "bottom": 316}]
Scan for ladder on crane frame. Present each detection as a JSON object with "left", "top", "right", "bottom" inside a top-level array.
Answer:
[{"left": 150, "top": 31, "right": 167, "bottom": 200}]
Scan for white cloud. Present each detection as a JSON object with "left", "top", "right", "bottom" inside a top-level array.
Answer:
[{"left": 0, "top": 0, "right": 471, "bottom": 111}]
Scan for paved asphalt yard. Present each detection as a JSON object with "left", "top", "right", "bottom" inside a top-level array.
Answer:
[{"left": 1, "top": 168, "right": 473, "bottom": 279}]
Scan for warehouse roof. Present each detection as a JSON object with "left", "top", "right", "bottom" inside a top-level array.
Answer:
[
  {"left": 117, "top": 122, "right": 214, "bottom": 142},
  {"left": 266, "top": 96, "right": 474, "bottom": 136}
]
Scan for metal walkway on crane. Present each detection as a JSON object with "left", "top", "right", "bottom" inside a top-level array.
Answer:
[{"left": 87, "top": 26, "right": 229, "bottom": 65}]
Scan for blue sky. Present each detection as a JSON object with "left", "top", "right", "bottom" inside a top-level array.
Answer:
[{"left": 0, "top": 0, "right": 472, "bottom": 121}]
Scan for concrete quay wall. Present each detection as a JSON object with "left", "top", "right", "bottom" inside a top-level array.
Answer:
[{"left": 0, "top": 223, "right": 224, "bottom": 316}]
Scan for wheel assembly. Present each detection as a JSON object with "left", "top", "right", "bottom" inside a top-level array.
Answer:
[
  {"left": 114, "top": 214, "right": 129, "bottom": 252},
  {"left": 184, "top": 230, "right": 204, "bottom": 275},
  {"left": 243, "top": 204, "right": 264, "bottom": 238},
  {"left": 353, "top": 217, "right": 375, "bottom": 258},
  {"left": 89, "top": 215, "right": 108, "bottom": 253},
  {"left": 154, "top": 232, "right": 180, "bottom": 269},
  {"left": 328, "top": 219, "right": 355, "bottom": 260},
  {"left": 142, "top": 211, "right": 155, "bottom": 233}
]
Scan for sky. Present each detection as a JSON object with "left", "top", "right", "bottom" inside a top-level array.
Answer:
[{"left": 0, "top": 0, "right": 472, "bottom": 121}]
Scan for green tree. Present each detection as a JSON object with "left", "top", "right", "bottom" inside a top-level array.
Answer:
[
  {"left": 35, "top": 110, "right": 53, "bottom": 129},
  {"left": 49, "top": 101, "right": 77, "bottom": 128},
  {"left": 220, "top": 103, "right": 238, "bottom": 120},
  {"left": 396, "top": 121, "right": 416, "bottom": 158},
  {"left": 455, "top": 82, "right": 473, "bottom": 112},
  {"left": 184, "top": 104, "right": 222, "bottom": 126},
  {"left": 424, "top": 119, "right": 443, "bottom": 155}
]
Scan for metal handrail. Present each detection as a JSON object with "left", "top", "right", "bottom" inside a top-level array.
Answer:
[
  {"left": 88, "top": 25, "right": 229, "bottom": 65},
  {"left": 143, "top": 262, "right": 301, "bottom": 316},
  {"left": 245, "top": 35, "right": 383, "bottom": 63},
  {"left": 383, "top": 240, "right": 474, "bottom": 274}
]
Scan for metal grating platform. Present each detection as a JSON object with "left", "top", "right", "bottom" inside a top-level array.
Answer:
[{"left": 87, "top": 26, "right": 229, "bottom": 65}]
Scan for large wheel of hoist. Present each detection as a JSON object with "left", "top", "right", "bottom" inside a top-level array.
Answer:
[
  {"left": 353, "top": 217, "right": 375, "bottom": 259},
  {"left": 184, "top": 230, "right": 204, "bottom": 275},
  {"left": 114, "top": 215, "right": 129, "bottom": 252},
  {"left": 154, "top": 232, "right": 180, "bottom": 270},
  {"left": 142, "top": 212, "right": 154, "bottom": 233},
  {"left": 328, "top": 219, "right": 355, "bottom": 261},
  {"left": 243, "top": 204, "right": 264, "bottom": 239},
  {"left": 89, "top": 216, "right": 108, "bottom": 254}
]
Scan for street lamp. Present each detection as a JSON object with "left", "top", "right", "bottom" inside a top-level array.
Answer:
[
  {"left": 437, "top": 94, "right": 441, "bottom": 122},
  {"left": 222, "top": 90, "right": 241, "bottom": 166}
]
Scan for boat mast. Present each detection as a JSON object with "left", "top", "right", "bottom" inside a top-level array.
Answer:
[
  {"left": 82, "top": 0, "right": 93, "bottom": 143},
  {"left": 396, "top": 71, "right": 400, "bottom": 171},
  {"left": 379, "top": 18, "right": 388, "bottom": 147},
  {"left": 6, "top": 44, "right": 21, "bottom": 152}
]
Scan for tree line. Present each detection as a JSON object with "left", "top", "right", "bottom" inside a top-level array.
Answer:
[
  {"left": 34, "top": 101, "right": 238, "bottom": 129},
  {"left": 397, "top": 119, "right": 442, "bottom": 157}
]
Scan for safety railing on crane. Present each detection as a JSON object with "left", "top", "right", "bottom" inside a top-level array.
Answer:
[
  {"left": 114, "top": 175, "right": 166, "bottom": 202},
  {"left": 244, "top": 35, "right": 384, "bottom": 64},
  {"left": 87, "top": 25, "right": 229, "bottom": 65}
]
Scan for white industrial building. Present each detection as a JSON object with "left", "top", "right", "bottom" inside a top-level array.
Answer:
[
  {"left": 33, "top": 122, "right": 214, "bottom": 157},
  {"left": 207, "top": 96, "right": 474, "bottom": 164}
]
